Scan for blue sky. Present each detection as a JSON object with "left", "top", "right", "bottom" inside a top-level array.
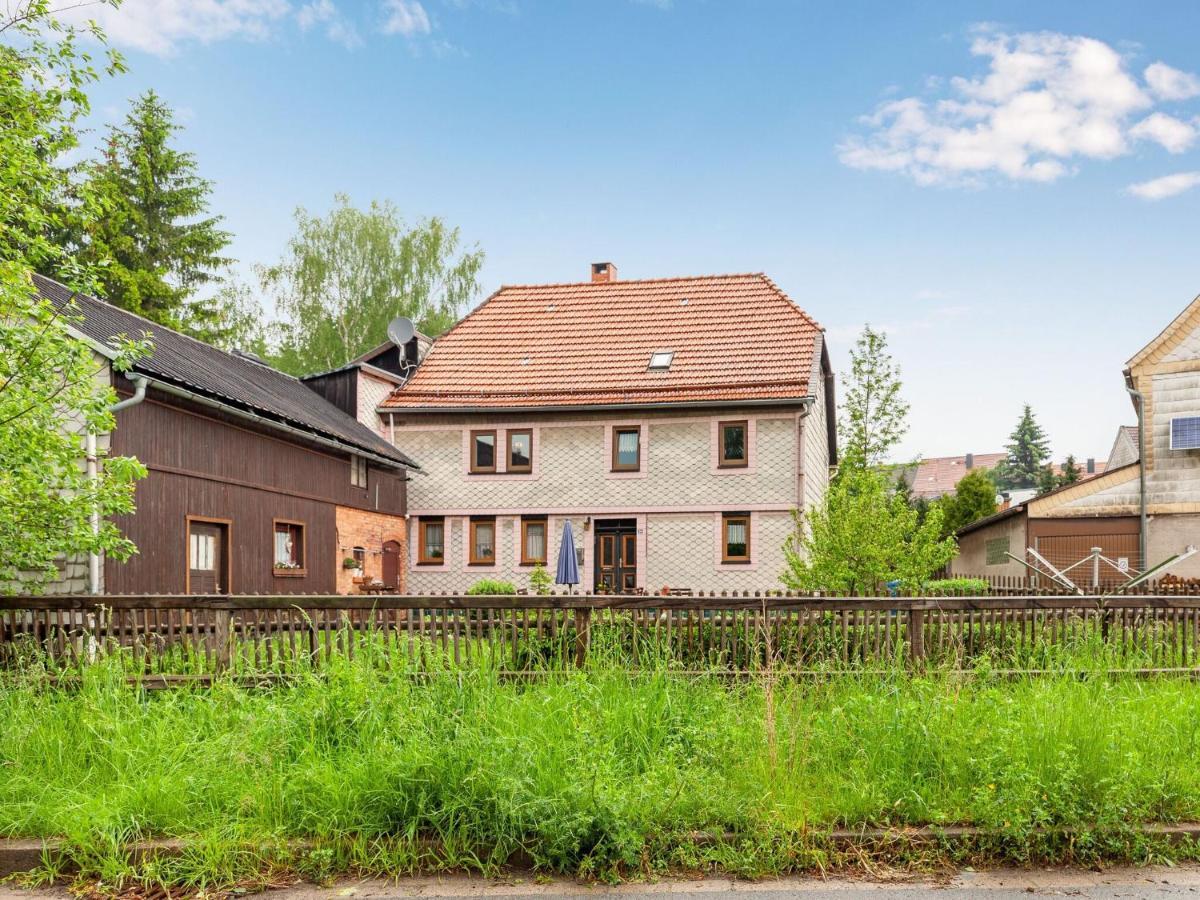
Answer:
[{"left": 69, "top": 0, "right": 1200, "bottom": 462}]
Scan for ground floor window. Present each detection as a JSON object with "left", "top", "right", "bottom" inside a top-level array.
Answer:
[
  {"left": 521, "top": 516, "right": 547, "bottom": 565},
  {"left": 722, "top": 513, "right": 751, "bottom": 563},
  {"left": 470, "top": 517, "right": 496, "bottom": 565},
  {"left": 273, "top": 520, "right": 306, "bottom": 574},
  {"left": 418, "top": 517, "right": 445, "bottom": 564}
]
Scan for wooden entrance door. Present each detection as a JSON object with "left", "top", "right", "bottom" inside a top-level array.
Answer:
[
  {"left": 382, "top": 540, "right": 402, "bottom": 590},
  {"left": 594, "top": 519, "right": 637, "bottom": 594},
  {"left": 187, "top": 519, "right": 229, "bottom": 595}
]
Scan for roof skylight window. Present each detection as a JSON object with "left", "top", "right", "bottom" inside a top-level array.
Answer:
[{"left": 648, "top": 350, "right": 675, "bottom": 371}]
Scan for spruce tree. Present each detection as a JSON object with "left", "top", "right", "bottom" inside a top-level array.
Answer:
[
  {"left": 993, "top": 404, "right": 1051, "bottom": 490},
  {"left": 67, "top": 90, "right": 232, "bottom": 330}
]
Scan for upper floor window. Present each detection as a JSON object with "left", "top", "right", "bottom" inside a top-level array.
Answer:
[
  {"left": 508, "top": 429, "right": 533, "bottom": 473},
  {"left": 469, "top": 517, "right": 496, "bottom": 565},
  {"left": 351, "top": 455, "right": 368, "bottom": 487},
  {"left": 718, "top": 420, "right": 748, "bottom": 468},
  {"left": 721, "top": 514, "right": 750, "bottom": 563},
  {"left": 611, "top": 426, "right": 641, "bottom": 471},
  {"left": 418, "top": 517, "right": 445, "bottom": 565},
  {"left": 273, "top": 520, "right": 306, "bottom": 574},
  {"left": 470, "top": 430, "right": 497, "bottom": 473},
  {"left": 521, "top": 516, "right": 547, "bottom": 565}
]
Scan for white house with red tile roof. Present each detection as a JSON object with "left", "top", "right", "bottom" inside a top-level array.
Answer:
[{"left": 379, "top": 263, "right": 837, "bottom": 594}]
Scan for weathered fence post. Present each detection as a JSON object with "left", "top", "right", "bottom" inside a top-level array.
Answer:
[
  {"left": 214, "top": 608, "right": 232, "bottom": 671},
  {"left": 573, "top": 607, "right": 591, "bottom": 668},
  {"left": 907, "top": 607, "right": 925, "bottom": 667}
]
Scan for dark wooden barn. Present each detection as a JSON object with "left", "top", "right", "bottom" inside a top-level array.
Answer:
[{"left": 37, "top": 275, "right": 420, "bottom": 596}]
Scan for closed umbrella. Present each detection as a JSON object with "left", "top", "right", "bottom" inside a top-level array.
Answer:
[{"left": 555, "top": 520, "right": 580, "bottom": 589}]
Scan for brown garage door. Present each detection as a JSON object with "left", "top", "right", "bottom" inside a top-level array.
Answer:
[{"left": 1034, "top": 533, "right": 1141, "bottom": 587}]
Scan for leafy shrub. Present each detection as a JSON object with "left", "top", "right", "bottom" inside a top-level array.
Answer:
[
  {"left": 925, "top": 577, "right": 989, "bottom": 596},
  {"left": 529, "top": 563, "right": 553, "bottom": 595},
  {"left": 465, "top": 578, "right": 517, "bottom": 595}
]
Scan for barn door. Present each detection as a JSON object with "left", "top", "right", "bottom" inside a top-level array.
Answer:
[{"left": 188, "top": 520, "right": 229, "bottom": 595}]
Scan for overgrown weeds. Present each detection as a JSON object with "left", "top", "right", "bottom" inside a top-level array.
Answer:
[{"left": 1, "top": 654, "right": 1200, "bottom": 888}]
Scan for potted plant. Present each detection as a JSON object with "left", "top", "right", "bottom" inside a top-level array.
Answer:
[{"left": 342, "top": 557, "right": 362, "bottom": 571}]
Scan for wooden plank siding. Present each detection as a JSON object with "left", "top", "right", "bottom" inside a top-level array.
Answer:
[{"left": 105, "top": 388, "right": 407, "bottom": 595}]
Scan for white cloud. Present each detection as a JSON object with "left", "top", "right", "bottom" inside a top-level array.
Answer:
[
  {"left": 1129, "top": 112, "right": 1197, "bottom": 153},
  {"left": 381, "top": 0, "right": 431, "bottom": 36},
  {"left": 59, "top": 0, "right": 291, "bottom": 56},
  {"left": 1145, "top": 62, "right": 1200, "bottom": 101},
  {"left": 297, "top": 0, "right": 361, "bottom": 48},
  {"left": 840, "top": 29, "right": 1200, "bottom": 187},
  {"left": 1126, "top": 171, "right": 1200, "bottom": 200}
]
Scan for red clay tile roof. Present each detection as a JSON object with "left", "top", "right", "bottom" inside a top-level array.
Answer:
[
  {"left": 382, "top": 273, "right": 824, "bottom": 409},
  {"left": 905, "top": 453, "right": 1107, "bottom": 499}
]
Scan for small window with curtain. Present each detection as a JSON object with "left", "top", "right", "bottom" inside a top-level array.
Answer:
[
  {"left": 722, "top": 514, "right": 750, "bottom": 563},
  {"left": 521, "top": 516, "right": 547, "bottom": 565},
  {"left": 470, "top": 430, "right": 497, "bottom": 473},
  {"left": 719, "top": 420, "right": 748, "bottom": 467},
  {"left": 611, "top": 426, "right": 641, "bottom": 471},
  {"left": 470, "top": 517, "right": 496, "bottom": 565},
  {"left": 508, "top": 429, "right": 533, "bottom": 473},
  {"left": 273, "top": 520, "right": 306, "bottom": 574},
  {"left": 351, "top": 455, "right": 368, "bottom": 487},
  {"left": 418, "top": 518, "right": 445, "bottom": 565}
]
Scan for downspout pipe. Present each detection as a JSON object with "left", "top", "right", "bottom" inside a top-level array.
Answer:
[
  {"left": 88, "top": 373, "right": 149, "bottom": 593},
  {"left": 1125, "top": 379, "right": 1148, "bottom": 568}
]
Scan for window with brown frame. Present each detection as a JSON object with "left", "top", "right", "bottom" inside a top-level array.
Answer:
[
  {"left": 469, "top": 517, "right": 497, "bottom": 565},
  {"left": 718, "top": 420, "right": 748, "bottom": 468},
  {"left": 611, "top": 426, "right": 641, "bottom": 471},
  {"left": 521, "top": 517, "right": 547, "bottom": 565},
  {"left": 350, "top": 454, "right": 368, "bottom": 487},
  {"left": 508, "top": 429, "right": 533, "bottom": 473},
  {"left": 273, "top": 520, "right": 306, "bottom": 575},
  {"left": 418, "top": 518, "right": 445, "bottom": 565},
  {"left": 721, "top": 514, "right": 751, "bottom": 563},
  {"left": 470, "top": 430, "right": 497, "bottom": 473}
]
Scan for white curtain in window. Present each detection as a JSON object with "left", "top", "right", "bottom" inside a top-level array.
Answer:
[
  {"left": 476, "top": 523, "right": 495, "bottom": 558},
  {"left": 275, "top": 529, "right": 293, "bottom": 566},
  {"left": 617, "top": 430, "right": 639, "bottom": 461},
  {"left": 425, "top": 523, "right": 444, "bottom": 556},
  {"left": 526, "top": 524, "right": 545, "bottom": 561},
  {"left": 726, "top": 520, "right": 747, "bottom": 550},
  {"left": 191, "top": 534, "right": 214, "bottom": 570}
]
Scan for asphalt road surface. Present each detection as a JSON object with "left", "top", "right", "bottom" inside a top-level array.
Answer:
[{"left": 10, "top": 867, "right": 1200, "bottom": 899}]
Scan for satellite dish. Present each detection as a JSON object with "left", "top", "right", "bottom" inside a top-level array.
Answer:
[{"left": 387, "top": 316, "right": 415, "bottom": 347}]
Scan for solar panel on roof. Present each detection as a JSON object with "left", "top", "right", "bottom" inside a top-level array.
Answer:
[{"left": 1170, "top": 417, "right": 1200, "bottom": 450}]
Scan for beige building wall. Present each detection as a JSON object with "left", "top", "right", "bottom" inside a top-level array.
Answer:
[
  {"left": 1146, "top": 513, "right": 1200, "bottom": 579},
  {"left": 950, "top": 513, "right": 1027, "bottom": 579},
  {"left": 392, "top": 403, "right": 821, "bottom": 594}
]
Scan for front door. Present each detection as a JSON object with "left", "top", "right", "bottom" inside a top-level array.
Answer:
[
  {"left": 382, "top": 540, "right": 402, "bottom": 589},
  {"left": 188, "top": 520, "right": 229, "bottom": 595},
  {"left": 594, "top": 519, "right": 637, "bottom": 594}
]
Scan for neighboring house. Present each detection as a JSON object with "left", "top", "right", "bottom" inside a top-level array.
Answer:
[
  {"left": 37, "top": 274, "right": 419, "bottom": 595},
  {"left": 378, "top": 263, "right": 837, "bottom": 594},
  {"left": 954, "top": 290, "right": 1200, "bottom": 582},
  {"left": 901, "top": 453, "right": 1104, "bottom": 502}
]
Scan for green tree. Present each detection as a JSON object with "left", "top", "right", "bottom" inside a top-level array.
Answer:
[
  {"left": 841, "top": 325, "right": 909, "bottom": 465},
  {"left": 937, "top": 467, "right": 998, "bottom": 537},
  {"left": 63, "top": 89, "right": 232, "bottom": 330},
  {"left": 993, "top": 404, "right": 1051, "bottom": 490},
  {"left": 1, "top": 1, "right": 148, "bottom": 592},
  {"left": 262, "top": 195, "right": 484, "bottom": 375},
  {"left": 1058, "top": 455, "right": 1081, "bottom": 486},
  {"left": 180, "top": 276, "right": 265, "bottom": 352},
  {"left": 782, "top": 451, "right": 957, "bottom": 596}
]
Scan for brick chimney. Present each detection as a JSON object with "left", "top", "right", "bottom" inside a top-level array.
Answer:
[
  {"left": 965, "top": 453, "right": 974, "bottom": 469},
  {"left": 591, "top": 261, "right": 617, "bottom": 283}
]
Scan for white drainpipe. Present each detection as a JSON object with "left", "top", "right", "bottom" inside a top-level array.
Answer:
[{"left": 88, "top": 373, "right": 149, "bottom": 594}]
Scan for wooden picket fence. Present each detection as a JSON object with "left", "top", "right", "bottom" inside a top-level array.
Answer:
[{"left": 4, "top": 587, "right": 1200, "bottom": 679}]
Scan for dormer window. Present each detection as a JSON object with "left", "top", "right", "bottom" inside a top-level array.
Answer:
[{"left": 648, "top": 350, "right": 674, "bottom": 371}]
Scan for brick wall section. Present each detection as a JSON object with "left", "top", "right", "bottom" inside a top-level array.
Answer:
[{"left": 334, "top": 506, "right": 406, "bottom": 594}]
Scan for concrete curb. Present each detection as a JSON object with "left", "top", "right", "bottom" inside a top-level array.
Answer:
[{"left": 3, "top": 824, "right": 1199, "bottom": 878}]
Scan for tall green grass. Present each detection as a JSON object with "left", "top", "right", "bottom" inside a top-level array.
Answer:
[{"left": 2, "top": 658, "right": 1200, "bottom": 886}]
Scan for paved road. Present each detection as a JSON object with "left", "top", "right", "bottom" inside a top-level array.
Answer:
[{"left": 5, "top": 868, "right": 1200, "bottom": 899}]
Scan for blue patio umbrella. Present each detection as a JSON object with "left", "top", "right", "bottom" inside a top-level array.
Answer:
[{"left": 555, "top": 520, "right": 580, "bottom": 589}]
